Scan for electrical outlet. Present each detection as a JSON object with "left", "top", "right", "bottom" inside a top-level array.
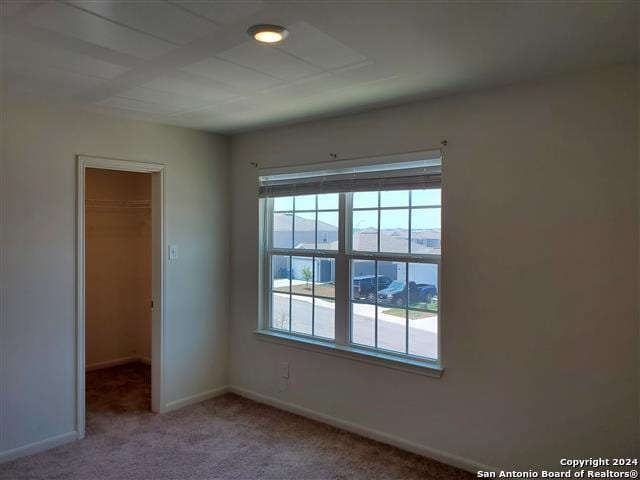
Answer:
[{"left": 280, "top": 361, "right": 289, "bottom": 379}]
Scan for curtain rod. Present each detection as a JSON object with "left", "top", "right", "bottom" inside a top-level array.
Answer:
[{"left": 253, "top": 143, "right": 447, "bottom": 173}]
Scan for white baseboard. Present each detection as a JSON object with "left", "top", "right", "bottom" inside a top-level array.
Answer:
[
  {"left": 86, "top": 355, "right": 150, "bottom": 372},
  {"left": 162, "top": 386, "right": 229, "bottom": 413},
  {"left": 229, "top": 385, "right": 496, "bottom": 475},
  {"left": 0, "top": 431, "right": 77, "bottom": 464},
  {"left": 0, "top": 384, "right": 496, "bottom": 473}
]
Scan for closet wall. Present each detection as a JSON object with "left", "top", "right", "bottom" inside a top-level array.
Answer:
[{"left": 85, "top": 168, "right": 151, "bottom": 369}]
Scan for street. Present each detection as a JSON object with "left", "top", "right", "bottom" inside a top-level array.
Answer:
[{"left": 272, "top": 294, "right": 438, "bottom": 359}]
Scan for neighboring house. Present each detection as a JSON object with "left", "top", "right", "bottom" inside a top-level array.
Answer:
[
  {"left": 273, "top": 256, "right": 335, "bottom": 284},
  {"left": 351, "top": 256, "right": 437, "bottom": 286},
  {"left": 353, "top": 228, "right": 441, "bottom": 255},
  {"left": 273, "top": 216, "right": 439, "bottom": 285},
  {"left": 272, "top": 214, "right": 338, "bottom": 283},
  {"left": 411, "top": 229, "right": 441, "bottom": 250},
  {"left": 351, "top": 229, "right": 440, "bottom": 286},
  {"left": 272, "top": 213, "right": 338, "bottom": 248}
]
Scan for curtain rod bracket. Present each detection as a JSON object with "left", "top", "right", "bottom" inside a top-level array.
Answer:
[
  {"left": 250, "top": 162, "right": 258, "bottom": 168},
  {"left": 440, "top": 140, "right": 448, "bottom": 147}
]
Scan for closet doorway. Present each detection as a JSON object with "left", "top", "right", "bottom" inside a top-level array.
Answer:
[{"left": 77, "top": 156, "right": 165, "bottom": 440}]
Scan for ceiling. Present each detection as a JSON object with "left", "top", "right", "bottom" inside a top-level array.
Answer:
[{"left": 1, "top": 0, "right": 637, "bottom": 134}]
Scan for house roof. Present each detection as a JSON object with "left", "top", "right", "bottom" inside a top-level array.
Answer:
[
  {"left": 353, "top": 230, "right": 440, "bottom": 254},
  {"left": 295, "top": 240, "right": 340, "bottom": 250},
  {"left": 410, "top": 229, "right": 441, "bottom": 240},
  {"left": 273, "top": 213, "right": 338, "bottom": 232}
]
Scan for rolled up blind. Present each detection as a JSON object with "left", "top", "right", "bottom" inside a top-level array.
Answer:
[{"left": 259, "top": 150, "right": 442, "bottom": 198}]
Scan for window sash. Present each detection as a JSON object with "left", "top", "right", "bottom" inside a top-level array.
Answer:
[
  {"left": 263, "top": 192, "right": 441, "bottom": 362},
  {"left": 348, "top": 256, "right": 440, "bottom": 360}
]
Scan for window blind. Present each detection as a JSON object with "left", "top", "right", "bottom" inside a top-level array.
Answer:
[{"left": 259, "top": 150, "right": 442, "bottom": 198}]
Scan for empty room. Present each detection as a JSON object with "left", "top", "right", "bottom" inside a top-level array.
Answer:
[{"left": 0, "top": 1, "right": 638, "bottom": 479}]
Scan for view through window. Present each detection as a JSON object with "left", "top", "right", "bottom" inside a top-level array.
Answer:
[{"left": 261, "top": 154, "right": 442, "bottom": 365}]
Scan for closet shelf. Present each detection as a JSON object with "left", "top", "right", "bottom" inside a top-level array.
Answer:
[{"left": 86, "top": 199, "right": 151, "bottom": 209}]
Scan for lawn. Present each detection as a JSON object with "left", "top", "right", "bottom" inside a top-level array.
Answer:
[
  {"left": 383, "top": 306, "right": 437, "bottom": 319},
  {"left": 291, "top": 282, "right": 335, "bottom": 298},
  {"left": 408, "top": 301, "right": 438, "bottom": 313}
]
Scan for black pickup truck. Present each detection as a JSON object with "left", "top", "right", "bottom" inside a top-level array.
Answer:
[
  {"left": 352, "top": 275, "right": 392, "bottom": 302},
  {"left": 377, "top": 281, "right": 437, "bottom": 307}
]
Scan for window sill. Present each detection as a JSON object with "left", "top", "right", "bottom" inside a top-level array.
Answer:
[{"left": 253, "top": 329, "right": 443, "bottom": 378}]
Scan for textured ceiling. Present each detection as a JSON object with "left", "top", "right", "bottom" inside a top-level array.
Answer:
[{"left": 1, "top": 0, "right": 637, "bottom": 133}]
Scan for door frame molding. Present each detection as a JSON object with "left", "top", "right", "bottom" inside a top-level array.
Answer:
[{"left": 76, "top": 155, "right": 166, "bottom": 439}]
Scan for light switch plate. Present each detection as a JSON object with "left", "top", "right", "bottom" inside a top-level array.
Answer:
[
  {"left": 280, "top": 362, "right": 289, "bottom": 379},
  {"left": 169, "top": 244, "right": 177, "bottom": 260}
]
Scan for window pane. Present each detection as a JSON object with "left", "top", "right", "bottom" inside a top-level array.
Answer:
[
  {"left": 412, "top": 189, "right": 441, "bottom": 207},
  {"left": 273, "top": 255, "right": 337, "bottom": 340},
  {"left": 408, "top": 263, "right": 438, "bottom": 310},
  {"left": 273, "top": 213, "right": 293, "bottom": 248},
  {"left": 314, "top": 258, "right": 335, "bottom": 298},
  {"left": 352, "top": 302, "right": 375, "bottom": 347},
  {"left": 294, "top": 194, "right": 315, "bottom": 211},
  {"left": 377, "top": 306, "right": 406, "bottom": 354},
  {"left": 317, "top": 193, "right": 338, "bottom": 210},
  {"left": 317, "top": 211, "right": 338, "bottom": 250},
  {"left": 410, "top": 208, "right": 441, "bottom": 254},
  {"left": 271, "top": 255, "right": 290, "bottom": 293},
  {"left": 351, "top": 259, "right": 376, "bottom": 303},
  {"left": 408, "top": 313, "right": 438, "bottom": 359},
  {"left": 291, "top": 295, "right": 312, "bottom": 335},
  {"left": 380, "top": 190, "right": 409, "bottom": 207},
  {"left": 352, "top": 210, "right": 378, "bottom": 252},
  {"left": 294, "top": 212, "right": 316, "bottom": 249},
  {"left": 291, "top": 256, "right": 313, "bottom": 295},
  {"left": 271, "top": 293, "right": 290, "bottom": 331},
  {"left": 314, "top": 299, "right": 335, "bottom": 339},
  {"left": 268, "top": 188, "right": 441, "bottom": 354},
  {"left": 380, "top": 209, "right": 408, "bottom": 253},
  {"left": 353, "top": 191, "right": 378, "bottom": 209},
  {"left": 377, "top": 261, "right": 406, "bottom": 307},
  {"left": 274, "top": 196, "right": 293, "bottom": 211}
]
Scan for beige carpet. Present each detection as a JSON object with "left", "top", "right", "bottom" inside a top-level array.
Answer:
[{"left": 1, "top": 363, "right": 474, "bottom": 480}]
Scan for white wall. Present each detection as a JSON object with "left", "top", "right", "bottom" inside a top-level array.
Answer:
[
  {"left": 85, "top": 169, "right": 151, "bottom": 368},
  {"left": 0, "top": 97, "right": 230, "bottom": 455},
  {"left": 229, "top": 64, "right": 639, "bottom": 470}
]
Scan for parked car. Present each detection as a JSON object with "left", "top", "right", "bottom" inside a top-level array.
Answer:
[
  {"left": 378, "top": 281, "right": 437, "bottom": 306},
  {"left": 352, "top": 275, "right": 392, "bottom": 302}
]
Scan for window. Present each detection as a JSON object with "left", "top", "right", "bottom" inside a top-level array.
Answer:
[
  {"left": 260, "top": 151, "right": 442, "bottom": 371},
  {"left": 269, "top": 194, "right": 338, "bottom": 339}
]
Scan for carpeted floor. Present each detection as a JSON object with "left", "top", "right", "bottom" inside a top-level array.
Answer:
[{"left": 1, "top": 363, "right": 474, "bottom": 479}]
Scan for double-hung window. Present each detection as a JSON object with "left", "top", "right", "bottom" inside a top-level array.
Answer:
[{"left": 259, "top": 150, "right": 442, "bottom": 373}]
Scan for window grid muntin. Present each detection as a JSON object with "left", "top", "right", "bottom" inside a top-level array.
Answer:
[
  {"left": 277, "top": 194, "right": 339, "bottom": 251},
  {"left": 348, "top": 256, "right": 439, "bottom": 360},
  {"left": 267, "top": 252, "right": 337, "bottom": 340},
  {"left": 266, "top": 189, "right": 441, "bottom": 363},
  {"left": 351, "top": 189, "right": 441, "bottom": 256}
]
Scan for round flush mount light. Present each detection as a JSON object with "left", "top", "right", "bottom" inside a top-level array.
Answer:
[{"left": 247, "top": 24, "right": 289, "bottom": 44}]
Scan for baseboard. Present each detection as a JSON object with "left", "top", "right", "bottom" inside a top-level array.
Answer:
[
  {"left": 229, "top": 385, "right": 496, "bottom": 475},
  {"left": 162, "top": 386, "right": 229, "bottom": 413},
  {"left": 86, "top": 356, "right": 150, "bottom": 372},
  {"left": 0, "top": 431, "right": 77, "bottom": 463}
]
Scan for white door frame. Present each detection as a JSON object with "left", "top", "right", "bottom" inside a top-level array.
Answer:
[{"left": 76, "top": 155, "right": 166, "bottom": 440}]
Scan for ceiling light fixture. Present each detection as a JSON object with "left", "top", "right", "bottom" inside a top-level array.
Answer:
[{"left": 248, "top": 24, "right": 289, "bottom": 44}]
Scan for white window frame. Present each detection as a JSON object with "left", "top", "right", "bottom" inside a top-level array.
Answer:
[
  {"left": 257, "top": 190, "right": 443, "bottom": 377},
  {"left": 263, "top": 195, "right": 340, "bottom": 339}
]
